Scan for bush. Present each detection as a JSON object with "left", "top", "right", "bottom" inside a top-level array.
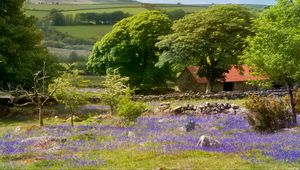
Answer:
[
  {"left": 43, "top": 41, "right": 66, "bottom": 48},
  {"left": 117, "top": 96, "right": 146, "bottom": 124},
  {"left": 245, "top": 95, "right": 292, "bottom": 132}
]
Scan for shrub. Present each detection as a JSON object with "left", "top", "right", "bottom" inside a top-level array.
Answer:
[
  {"left": 117, "top": 96, "right": 146, "bottom": 124},
  {"left": 43, "top": 40, "right": 66, "bottom": 48},
  {"left": 245, "top": 95, "right": 292, "bottom": 132},
  {"left": 99, "top": 70, "right": 131, "bottom": 115}
]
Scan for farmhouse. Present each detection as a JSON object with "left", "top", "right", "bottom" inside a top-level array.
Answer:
[{"left": 177, "top": 65, "right": 264, "bottom": 93}]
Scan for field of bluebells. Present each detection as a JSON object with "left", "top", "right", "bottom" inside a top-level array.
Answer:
[{"left": 0, "top": 108, "right": 300, "bottom": 169}]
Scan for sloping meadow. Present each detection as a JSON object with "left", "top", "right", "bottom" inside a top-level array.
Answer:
[{"left": 0, "top": 113, "right": 300, "bottom": 169}]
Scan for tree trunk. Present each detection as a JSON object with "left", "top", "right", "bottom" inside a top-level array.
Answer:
[
  {"left": 110, "top": 105, "right": 115, "bottom": 115},
  {"left": 71, "top": 112, "right": 74, "bottom": 127},
  {"left": 205, "top": 81, "right": 212, "bottom": 94},
  {"left": 287, "top": 82, "right": 297, "bottom": 125},
  {"left": 39, "top": 105, "right": 43, "bottom": 126}
]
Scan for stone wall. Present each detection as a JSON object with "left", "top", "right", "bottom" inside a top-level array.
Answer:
[{"left": 132, "top": 89, "right": 289, "bottom": 101}]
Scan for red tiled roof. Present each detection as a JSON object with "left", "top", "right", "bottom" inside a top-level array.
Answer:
[{"left": 186, "top": 65, "right": 265, "bottom": 84}]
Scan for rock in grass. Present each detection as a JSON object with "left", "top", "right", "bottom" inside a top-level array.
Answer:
[
  {"left": 14, "top": 126, "right": 22, "bottom": 133},
  {"left": 127, "top": 131, "right": 136, "bottom": 138},
  {"left": 159, "top": 102, "right": 171, "bottom": 111},
  {"left": 172, "top": 106, "right": 183, "bottom": 115},
  {"left": 21, "top": 136, "right": 66, "bottom": 143},
  {"left": 231, "top": 104, "right": 240, "bottom": 110},
  {"left": 67, "top": 115, "right": 82, "bottom": 122},
  {"left": 184, "top": 121, "right": 196, "bottom": 132},
  {"left": 197, "top": 135, "right": 221, "bottom": 148}
]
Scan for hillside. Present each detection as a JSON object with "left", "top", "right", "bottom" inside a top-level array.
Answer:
[{"left": 27, "top": 0, "right": 138, "bottom": 4}]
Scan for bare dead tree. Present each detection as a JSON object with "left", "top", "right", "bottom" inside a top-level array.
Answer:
[{"left": 8, "top": 63, "right": 61, "bottom": 126}]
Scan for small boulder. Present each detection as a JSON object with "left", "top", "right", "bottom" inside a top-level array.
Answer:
[
  {"left": 172, "top": 106, "right": 183, "bottom": 115},
  {"left": 184, "top": 121, "right": 196, "bottom": 132},
  {"left": 14, "top": 126, "right": 22, "bottom": 134},
  {"left": 197, "top": 135, "right": 221, "bottom": 148},
  {"left": 227, "top": 108, "right": 236, "bottom": 115},
  {"left": 159, "top": 102, "right": 171, "bottom": 111},
  {"left": 67, "top": 116, "right": 82, "bottom": 122},
  {"left": 231, "top": 104, "right": 240, "bottom": 110},
  {"left": 127, "top": 131, "right": 136, "bottom": 138}
]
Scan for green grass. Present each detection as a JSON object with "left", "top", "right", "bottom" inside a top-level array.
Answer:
[
  {"left": 25, "top": 10, "right": 50, "bottom": 18},
  {"left": 0, "top": 102, "right": 299, "bottom": 169},
  {"left": 62, "top": 7, "right": 146, "bottom": 15},
  {"left": 24, "top": 3, "right": 142, "bottom": 11},
  {"left": 159, "top": 6, "right": 207, "bottom": 12},
  {"left": 24, "top": 3, "right": 207, "bottom": 19},
  {"left": 73, "top": 75, "right": 105, "bottom": 88},
  {"left": 6, "top": 148, "right": 299, "bottom": 169},
  {"left": 53, "top": 25, "right": 113, "bottom": 39}
]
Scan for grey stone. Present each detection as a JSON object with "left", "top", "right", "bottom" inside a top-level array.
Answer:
[
  {"left": 184, "top": 121, "right": 196, "bottom": 132},
  {"left": 127, "top": 131, "right": 136, "bottom": 138},
  {"left": 197, "top": 135, "right": 221, "bottom": 148},
  {"left": 21, "top": 136, "right": 66, "bottom": 143},
  {"left": 232, "top": 104, "right": 240, "bottom": 110}
]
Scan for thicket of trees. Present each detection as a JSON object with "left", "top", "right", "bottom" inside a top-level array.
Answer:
[
  {"left": 1, "top": 0, "right": 300, "bottom": 127},
  {"left": 49, "top": 9, "right": 188, "bottom": 26},
  {"left": 157, "top": 5, "right": 253, "bottom": 93},
  {"left": 88, "top": 11, "right": 173, "bottom": 89},
  {"left": 0, "top": 0, "right": 58, "bottom": 89},
  {"left": 243, "top": 0, "right": 300, "bottom": 125},
  {"left": 50, "top": 10, "right": 131, "bottom": 26}
]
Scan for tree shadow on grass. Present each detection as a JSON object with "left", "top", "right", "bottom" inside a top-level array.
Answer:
[{"left": 0, "top": 106, "right": 37, "bottom": 126}]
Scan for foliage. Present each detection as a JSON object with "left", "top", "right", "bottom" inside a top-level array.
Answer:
[
  {"left": 52, "top": 25, "right": 113, "bottom": 40},
  {"left": 68, "top": 51, "right": 79, "bottom": 63},
  {"left": 245, "top": 95, "right": 292, "bottom": 132},
  {"left": 242, "top": 0, "right": 300, "bottom": 124},
  {"left": 117, "top": 96, "right": 146, "bottom": 123},
  {"left": 0, "top": 0, "right": 58, "bottom": 89},
  {"left": 50, "top": 66, "right": 87, "bottom": 126},
  {"left": 164, "top": 9, "right": 187, "bottom": 21},
  {"left": 50, "top": 9, "right": 131, "bottom": 26},
  {"left": 98, "top": 70, "right": 131, "bottom": 114},
  {"left": 51, "top": 10, "right": 65, "bottom": 25},
  {"left": 156, "top": 5, "right": 253, "bottom": 93},
  {"left": 88, "top": 11, "right": 173, "bottom": 89},
  {"left": 36, "top": 18, "right": 96, "bottom": 46}
]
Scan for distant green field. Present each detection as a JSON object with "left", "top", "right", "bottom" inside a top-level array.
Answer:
[
  {"left": 25, "top": 3, "right": 208, "bottom": 18},
  {"left": 62, "top": 7, "right": 146, "bottom": 15},
  {"left": 25, "top": 3, "right": 266, "bottom": 40},
  {"left": 25, "top": 3, "right": 266, "bottom": 19},
  {"left": 53, "top": 25, "right": 113, "bottom": 39},
  {"left": 25, "top": 10, "right": 50, "bottom": 18},
  {"left": 25, "top": 3, "right": 142, "bottom": 11}
]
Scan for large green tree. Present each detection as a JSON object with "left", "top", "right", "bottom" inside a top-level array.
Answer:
[
  {"left": 87, "top": 11, "right": 172, "bottom": 89},
  {"left": 156, "top": 5, "right": 253, "bottom": 93},
  {"left": 0, "top": 0, "right": 57, "bottom": 89},
  {"left": 242, "top": 0, "right": 300, "bottom": 125}
]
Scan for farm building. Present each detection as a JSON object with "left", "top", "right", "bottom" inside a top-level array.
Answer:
[{"left": 177, "top": 65, "right": 264, "bottom": 93}]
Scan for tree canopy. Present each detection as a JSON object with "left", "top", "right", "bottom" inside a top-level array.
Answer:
[
  {"left": 156, "top": 5, "right": 253, "bottom": 93},
  {"left": 242, "top": 0, "right": 300, "bottom": 124},
  {"left": 87, "top": 11, "right": 172, "bottom": 89},
  {"left": 0, "top": 0, "right": 57, "bottom": 89}
]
